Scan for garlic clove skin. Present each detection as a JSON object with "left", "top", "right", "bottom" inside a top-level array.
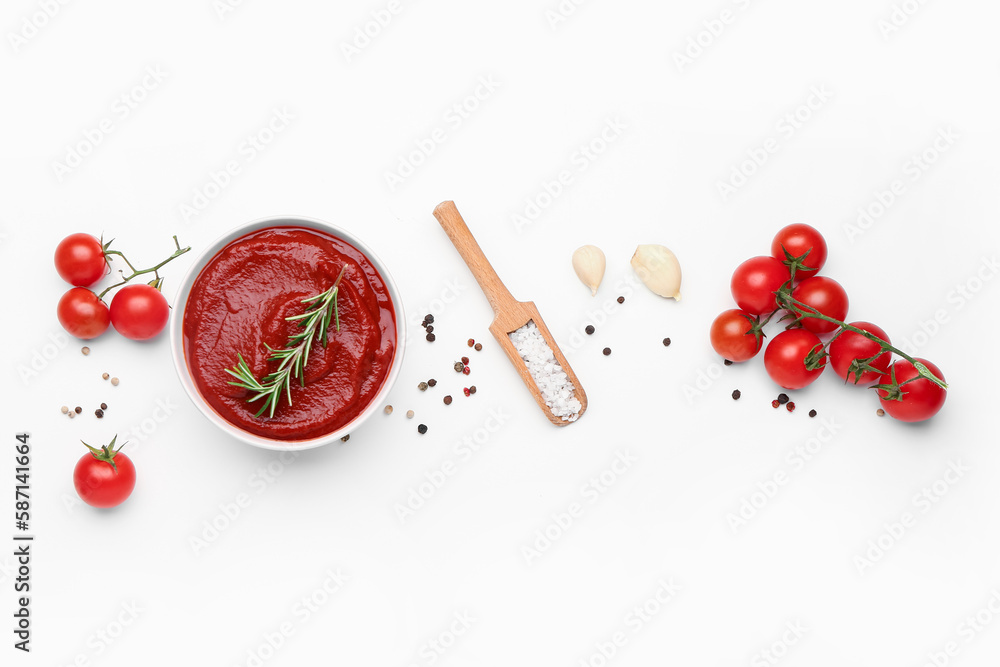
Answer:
[
  {"left": 572, "top": 245, "right": 606, "bottom": 296},
  {"left": 631, "top": 244, "right": 682, "bottom": 301}
]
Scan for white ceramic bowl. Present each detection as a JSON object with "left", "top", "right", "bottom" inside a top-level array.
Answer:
[{"left": 169, "top": 215, "right": 405, "bottom": 451}]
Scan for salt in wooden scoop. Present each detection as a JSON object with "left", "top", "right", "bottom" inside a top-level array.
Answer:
[{"left": 433, "top": 201, "right": 587, "bottom": 425}]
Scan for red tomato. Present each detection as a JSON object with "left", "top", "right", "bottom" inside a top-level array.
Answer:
[
  {"left": 54, "top": 233, "right": 107, "bottom": 287},
  {"left": 73, "top": 437, "right": 136, "bottom": 508},
  {"left": 828, "top": 321, "right": 892, "bottom": 385},
  {"left": 876, "top": 359, "right": 947, "bottom": 422},
  {"left": 771, "top": 223, "right": 828, "bottom": 280},
  {"left": 731, "top": 256, "right": 791, "bottom": 314},
  {"left": 57, "top": 288, "right": 110, "bottom": 339},
  {"left": 110, "top": 284, "right": 169, "bottom": 340},
  {"left": 791, "top": 276, "right": 848, "bottom": 334},
  {"left": 710, "top": 309, "right": 763, "bottom": 362},
  {"left": 764, "top": 329, "right": 826, "bottom": 389}
]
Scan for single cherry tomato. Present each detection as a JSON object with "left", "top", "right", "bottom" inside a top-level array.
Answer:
[
  {"left": 709, "top": 309, "right": 763, "bottom": 362},
  {"left": 771, "top": 223, "right": 828, "bottom": 280},
  {"left": 54, "top": 233, "right": 107, "bottom": 287},
  {"left": 764, "top": 329, "right": 827, "bottom": 390},
  {"left": 110, "top": 284, "right": 169, "bottom": 340},
  {"left": 876, "top": 359, "right": 947, "bottom": 422},
  {"left": 57, "top": 287, "right": 110, "bottom": 339},
  {"left": 828, "top": 321, "right": 892, "bottom": 386},
  {"left": 73, "top": 436, "right": 136, "bottom": 508},
  {"left": 731, "top": 256, "right": 791, "bottom": 315},
  {"left": 791, "top": 276, "right": 849, "bottom": 334}
]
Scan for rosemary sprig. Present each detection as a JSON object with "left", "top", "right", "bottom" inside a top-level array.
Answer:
[{"left": 224, "top": 266, "right": 347, "bottom": 418}]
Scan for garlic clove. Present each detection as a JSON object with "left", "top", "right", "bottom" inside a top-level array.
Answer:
[
  {"left": 572, "top": 245, "right": 606, "bottom": 296},
  {"left": 631, "top": 244, "right": 682, "bottom": 301}
]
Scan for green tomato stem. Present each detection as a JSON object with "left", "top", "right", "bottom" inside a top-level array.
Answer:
[
  {"left": 98, "top": 236, "right": 190, "bottom": 299},
  {"left": 775, "top": 290, "right": 948, "bottom": 390}
]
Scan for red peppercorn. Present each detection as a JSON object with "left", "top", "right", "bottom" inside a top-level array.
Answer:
[
  {"left": 771, "top": 399, "right": 780, "bottom": 408},
  {"left": 463, "top": 388, "right": 471, "bottom": 397},
  {"left": 786, "top": 402, "right": 796, "bottom": 412},
  {"left": 461, "top": 356, "right": 469, "bottom": 365},
  {"left": 462, "top": 366, "right": 470, "bottom": 375}
]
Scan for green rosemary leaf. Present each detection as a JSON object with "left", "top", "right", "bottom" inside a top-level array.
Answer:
[{"left": 222, "top": 267, "right": 347, "bottom": 419}]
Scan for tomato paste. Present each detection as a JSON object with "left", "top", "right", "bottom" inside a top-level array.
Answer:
[{"left": 183, "top": 226, "right": 396, "bottom": 440}]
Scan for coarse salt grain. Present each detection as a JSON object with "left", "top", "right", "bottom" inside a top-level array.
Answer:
[{"left": 509, "top": 321, "right": 581, "bottom": 422}]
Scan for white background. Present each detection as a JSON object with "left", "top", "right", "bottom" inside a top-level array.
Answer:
[{"left": 3, "top": 1, "right": 1000, "bottom": 665}]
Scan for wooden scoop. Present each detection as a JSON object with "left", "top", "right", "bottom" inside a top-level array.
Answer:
[{"left": 433, "top": 201, "right": 587, "bottom": 426}]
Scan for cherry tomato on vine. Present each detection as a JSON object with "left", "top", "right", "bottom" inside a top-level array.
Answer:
[
  {"left": 828, "top": 321, "right": 891, "bottom": 386},
  {"left": 710, "top": 309, "right": 763, "bottom": 362},
  {"left": 110, "top": 284, "right": 169, "bottom": 341},
  {"left": 791, "top": 276, "right": 849, "bottom": 334},
  {"left": 876, "top": 359, "right": 947, "bottom": 423},
  {"left": 54, "top": 233, "right": 107, "bottom": 287},
  {"left": 73, "top": 436, "right": 136, "bottom": 508},
  {"left": 57, "top": 287, "right": 110, "bottom": 339},
  {"left": 771, "top": 223, "right": 828, "bottom": 280},
  {"left": 731, "top": 256, "right": 790, "bottom": 315},
  {"left": 764, "top": 329, "right": 826, "bottom": 390}
]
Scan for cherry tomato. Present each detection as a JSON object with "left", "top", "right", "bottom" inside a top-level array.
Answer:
[
  {"left": 876, "top": 359, "right": 947, "bottom": 423},
  {"left": 710, "top": 309, "right": 763, "bottom": 362},
  {"left": 54, "top": 233, "right": 107, "bottom": 287},
  {"left": 791, "top": 276, "right": 848, "bottom": 334},
  {"left": 731, "top": 256, "right": 791, "bottom": 315},
  {"left": 110, "top": 284, "right": 169, "bottom": 340},
  {"left": 57, "top": 288, "right": 110, "bottom": 339},
  {"left": 828, "top": 321, "right": 892, "bottom": 386},
  {"left": 73, "top": 437, "right": 136, "bottom": 509},
  {"left": 764, "top": 329, "right": 826, "bottom": 390},
  {"left": 771, "top": 223, "right": 828, "bottom": 280}
]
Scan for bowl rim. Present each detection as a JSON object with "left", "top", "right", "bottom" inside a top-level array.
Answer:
[{"left": 169, "top": 214, "right": 405, "bottom": 451}]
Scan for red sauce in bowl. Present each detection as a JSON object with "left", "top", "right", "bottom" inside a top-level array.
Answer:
[{"left": 183, "top": 226, "right": 396, "bottom": 440}]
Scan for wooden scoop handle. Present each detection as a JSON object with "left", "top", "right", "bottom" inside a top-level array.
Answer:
[{"left": 433, "top": 201, "right": 516, "bottom": 315}]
